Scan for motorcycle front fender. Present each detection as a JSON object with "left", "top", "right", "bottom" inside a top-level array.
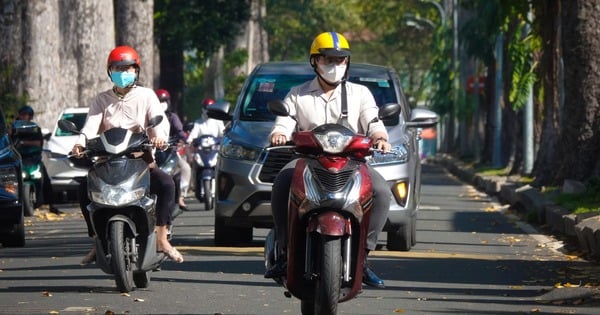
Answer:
[
  {"left": 307, "top": 211, "right": 348, "bottom": 236},
  {"left": 201, "top": 168, "right": 215, "bottom": 179}
]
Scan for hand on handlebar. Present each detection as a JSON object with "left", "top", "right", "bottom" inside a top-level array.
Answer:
[
  {"left": 71, "top": 144, "right": 85, "bottom": 159},
  {"left": 373, "top": 138, "right": 392, "bottom": 153},
  {"left": 270, "top": 133, "right": 287, "bottom": 146},
  {"left": 150, "top": 136, "right": 169, "bottom": 151}
]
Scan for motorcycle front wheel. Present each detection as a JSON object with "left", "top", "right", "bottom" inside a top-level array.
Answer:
[
  {"left": 312, "top": 235, "right": 342, "bottom": 315},
  {"left": 203, "top": 179, "right": 213, "bottom": 210},
  {"left": 109, "top": 221, "right": 135, "bottom": 292}
]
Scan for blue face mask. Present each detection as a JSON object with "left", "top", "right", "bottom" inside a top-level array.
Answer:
[{"left": 110, "top": 71, "right": 137, "bottom": 88}]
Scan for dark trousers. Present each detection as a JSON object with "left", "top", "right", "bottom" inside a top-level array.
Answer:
[
  {"left": 271, "top": 159, "right": 391, "bottom": 252},
  {"left": 79, "top": 167, "right": 176, "bottom": 237}
]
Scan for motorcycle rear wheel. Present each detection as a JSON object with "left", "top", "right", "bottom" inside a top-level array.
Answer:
[
  {"left": 313, "top": 235, "right": 342, "bottom": 315},
  {"left": 109, "top": 221, "right": 135, "bottom": 292},
  {"left": 23, "top": 182, "right": 42, "bottom": 217}
]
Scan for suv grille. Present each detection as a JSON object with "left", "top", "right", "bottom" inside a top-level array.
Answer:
[
  {"left": 312, "top": 168, "right": 354, "bottom": 192},
  {"left": 258, "top": 149, "right": 295, "bottom": 183}
]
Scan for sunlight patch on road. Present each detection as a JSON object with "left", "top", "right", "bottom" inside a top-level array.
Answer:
[{"left": 176, "top": 245, "right": 511, "bottom": 260}]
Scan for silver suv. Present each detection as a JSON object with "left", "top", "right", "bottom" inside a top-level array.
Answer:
[{"left": 210, "top": 61, "right": 438, "bottom": 250}]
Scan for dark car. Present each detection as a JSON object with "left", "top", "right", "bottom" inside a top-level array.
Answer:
[
  {"left": 210, "top": 61, "right": 438, "bottom": 250},
  {"left": 0, "top": 108, "right": 25, "bottom": 247}
]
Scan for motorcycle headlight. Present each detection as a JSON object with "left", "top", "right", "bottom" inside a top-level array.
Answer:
[
  {"left": 162, "top": 157, "right": 177, "bottom": 174},
  {"left": 90, "top": 176, "right": 145, "bottom": 206},
  {"left": 368, "top": 144, "right": 409, "bottom": 165},
  {"left": 220, "top": 143, "right": 259, "bottom": 161},
  {"left": 314, "top": 131, "right": 353, "bottom": 154},
  {"left": 0, "top": 167, "right": 19, "bottom": 196},
  {"left": 22, "top": 164, "right": 43, "bottom": 180}
]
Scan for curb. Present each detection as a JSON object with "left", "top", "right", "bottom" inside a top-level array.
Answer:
[{"left": 431, "top": 154, "right": 600, "bottom": 260}]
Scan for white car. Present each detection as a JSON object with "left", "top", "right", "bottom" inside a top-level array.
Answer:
[{"left": 42, "top": 107, "right": 89, "bottom": 201}]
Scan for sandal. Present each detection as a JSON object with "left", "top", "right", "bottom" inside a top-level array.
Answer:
[
  {"left": 160, "top": 247, "right": 184, "bottom": 263},
  {"left": 80, "top": 247, "right": 96, "bottom": 265}
]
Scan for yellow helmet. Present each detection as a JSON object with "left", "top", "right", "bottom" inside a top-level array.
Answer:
[{"left": 309, "top": 32, "right": 351, "bottom": 57}]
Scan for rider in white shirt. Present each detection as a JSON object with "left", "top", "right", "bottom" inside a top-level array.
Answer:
[{"left": 186, "top": 98, "right": 225, "bottom": 142}]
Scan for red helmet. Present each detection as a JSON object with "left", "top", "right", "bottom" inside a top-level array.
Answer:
[
  {"left": 202, "top": 98, "right": 215, "bottom": 108},
  {"left": 107, "top": 46, "right": 140, "bottom": 70},
  {"left": 155, "top": 89, "right": 171, "bottom": 102}
]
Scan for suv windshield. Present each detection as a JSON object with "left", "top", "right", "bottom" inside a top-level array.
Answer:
[{"left": 240, "top": 74, "right": 398, "bottom": 122}]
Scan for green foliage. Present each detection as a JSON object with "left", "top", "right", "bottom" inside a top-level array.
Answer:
[
  {"left": 507, "top": 23, "right": 539, "bottom": 110},
  {"left": 264, "top": 0, "right": 362, "bottom": 61},
  {"left": 154, "top": 0, "right": 250, "bottom": 55},
  {"left": 553, "top": 178, "right": 600, "bottom": 215},
  {"left": 223, "top": 48, "right": 249, "bottom": 104},
  {"left": 0, "top": 63, "right": 28, "bottom": 125}
]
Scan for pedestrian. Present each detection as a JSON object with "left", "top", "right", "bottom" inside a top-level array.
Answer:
[
  {"left": 155, "top": 88, "right": 192, "bottom": 210},
  {"left": 11, "top": 105, "right": 62, "bottom": 215},
  {"left": 73, "top": 45, "right": 183, "bottom": 265},
  {"left": 264, "top": 31, "right": 391, "bottom": 288}
]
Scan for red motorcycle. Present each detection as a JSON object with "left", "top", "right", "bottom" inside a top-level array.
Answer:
[{"left": 264, "top": 100, "right": 400, "bottom": 315}]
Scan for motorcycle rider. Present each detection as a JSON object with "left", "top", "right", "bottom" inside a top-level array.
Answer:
[
  {"left": 185, "top": 98, "right": 225, "bottom": 199},
  {"left": 73, "top": 46, "right": 183, "bottom": 264},
  {"left": 265, "top": 31, "right": 391, "bottom": 288},
  {"left": 155, "top": 88, "right": 192, "bottom": 210},
  {"left": 185, "top": 98, "right": 225, "bottom": 142},
  {"left": 11, "top": 105, "right": 62, "bottom": 215}
]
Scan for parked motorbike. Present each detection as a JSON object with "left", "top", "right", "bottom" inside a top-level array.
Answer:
[
  {"left": 58, "top": 117, "right": 172, "bottom": 293},
  {"left": 264, "top": 100, "right": 401, "bottom": 315},
  {"left": 11, "top": 120, "right": 44, "bottom": 217},
  {"left": 191, "top": 135, "right": 219, "bottom": 210}
]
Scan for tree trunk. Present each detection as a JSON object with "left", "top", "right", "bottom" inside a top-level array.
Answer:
[
  {"left": 557, "top": 0, "right": 600, "bottom": 182},
  {"left": 0, "top": 0, "right": 26, "bottom": 118},
  {"left": 115, "top": 0, "right": 155, "bottom": 89},
  {"left": 1, "top": 0, "right": 114, "bottom": 130},
  {"left": 231, "top": 0, "right": 269, "bottom": 77},
  {"left": 532, "top": 0, "right": 561, "bottom": 186}
]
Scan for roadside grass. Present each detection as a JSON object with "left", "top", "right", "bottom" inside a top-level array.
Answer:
[{"left": 473, "top": 165, "right": 599, "bottom": 215}]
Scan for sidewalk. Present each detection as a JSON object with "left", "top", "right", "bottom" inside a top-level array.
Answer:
[{"left": 431, "top": 154, "right": 600, "bottom": 261}]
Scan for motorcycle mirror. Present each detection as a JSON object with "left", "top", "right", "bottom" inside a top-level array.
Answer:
[
  {"left": 147, "top": 116, "right": 164, "bottom": 129},
  {"left": 378, "top": 103, "right": 401, "bottom": 120},
  {"left": 58, "top": 119, "right": 80, "bottom": 134},
  {"left": 207, "top": 101, "right": 232, "bottom": 122},
  {"left": 267, "top": 99, "right": 290, "bottom": 117}
]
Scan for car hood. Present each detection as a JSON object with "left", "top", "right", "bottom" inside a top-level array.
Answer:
[
  {"left": 44, "top": 135, "right": 79, "bottom": 155},
  {"left": 227, "top": 120, "right": 274, "bottom": 148}
]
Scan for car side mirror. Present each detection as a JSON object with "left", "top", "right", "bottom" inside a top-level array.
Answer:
[{"left": 405, "top": 108, "right": 439, "bottom": 129}]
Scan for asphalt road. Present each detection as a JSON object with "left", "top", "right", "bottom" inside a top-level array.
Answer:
[{"left": 0, "top": 163, "right": 598, "bottom": 315}]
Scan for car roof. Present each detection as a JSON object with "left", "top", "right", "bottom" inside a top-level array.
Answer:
[
  {"left": 254, "top": 61, "right": 395, "bottom": 80},
  {"left": 60, "top": 107, "right": 89, "bottom": 114}
]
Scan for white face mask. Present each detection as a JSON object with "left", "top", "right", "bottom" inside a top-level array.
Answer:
[
  {"left": 318, "top": 63, "right": 347, "bottom": 84},
  {"left": 159, "top": 101, "right": 168, "bottom": 112}
]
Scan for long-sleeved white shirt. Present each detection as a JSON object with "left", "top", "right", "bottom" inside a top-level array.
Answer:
[
  {"left": 186, "top": 116, "right": 225, "bottom": 143},
  {"left": 77, "top": 86, "right": 169, "bottom": 146},
  {"left": 269, "top": 78, "right": 387, "bottom": 139}
]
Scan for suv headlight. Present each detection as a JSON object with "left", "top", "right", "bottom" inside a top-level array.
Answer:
[
  {"left": 0, "top": 166, "right": 20, "bottom": 197},
  {"left": 368, "top": 144, "right": 409, "bottom": 165},
  {"left": 220, "top": 143, "right": 260, "bottom": 161}
]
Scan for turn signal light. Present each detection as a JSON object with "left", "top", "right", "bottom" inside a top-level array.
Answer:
[{"left": 392, "top": 181, "right": 408, "bottom": 207}]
